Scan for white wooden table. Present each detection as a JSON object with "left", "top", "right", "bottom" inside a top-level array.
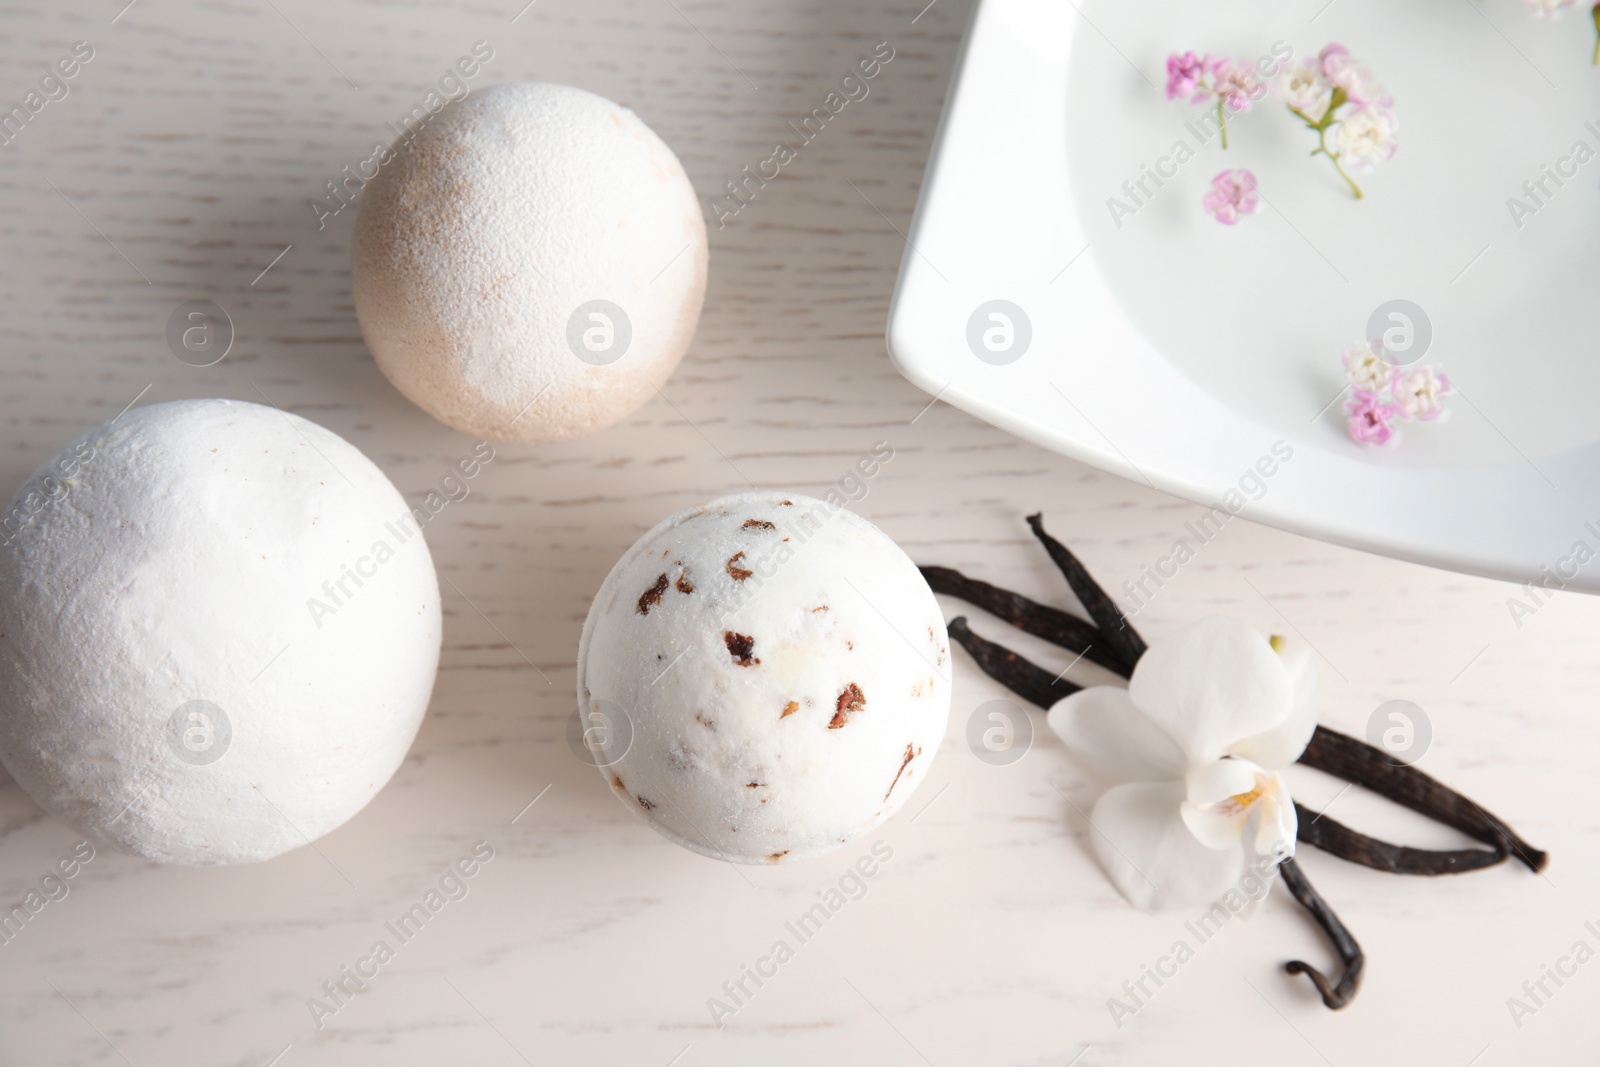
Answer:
[{"left": 1, "top": 1, "right": 1596, "bottom": 1064}]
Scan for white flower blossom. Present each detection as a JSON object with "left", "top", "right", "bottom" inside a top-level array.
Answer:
[
  {"left": 1049, "top": 617, "right": 1318, "bottom": 912},
  {"left": 1330, "top": 106, "right": 1399, "bottom": 169},
  {"left": 1279, "top": 58, "right": 1334, "bottom": 121},
  {"left": 1342, "top": 341, "right": 1390, "bottom": 393},
  {"left": 1390, "top": 365, "right": 1452, "bottom": 421}
]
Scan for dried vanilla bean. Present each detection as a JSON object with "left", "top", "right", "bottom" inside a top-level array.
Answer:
[
  {"left": 931, "top": 518, "right": 1552, "bottom": 1017},
  {"left": 1299, "top": 727, "right": 1547, "bottom": 873},
  {"left": 1277, "top": 857, "right": 1364, "bottom": 1010},
  {"left": 947, "top": 616, "right": 1079, "bottom": 709},
  {"left": 1294, "top": 802, "right": 1507, "bottom": 875},
  {"left": 921, "top": 565, "right": 1132, "bottom": 675},
  {"left": 1024, "top": 513, "right": 1149, "bottom": 667},
  {"left": 949, "top": 616, "right": 1376, "bottom": 1008},
  {"left": 934, "top": 525, "right": 1548, "bottom": 876},
  {"left": 946, "top": 618, "right": 1511, "bottom": 877}
]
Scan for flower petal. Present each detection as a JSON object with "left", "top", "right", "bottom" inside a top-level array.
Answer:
[
  {"left": 1231, "top": 644, "right": 1318, "bottom": 768},
  {"left": 1185, "top": 757, "right": 1261, "bottom": 805},
  {"left": 1180, "top": 800, "right": 1249, "bottom": 852},
  {"left": 1087, "top": 781, "right": 1247, "bottom": 912},
  {"left": 1253, "top": 777, "right": 1299, "bottom": 862},
  {"left": 1048, "top": 687, "right": 1187, "bottom": 784},
  {"left": 1126, "top": 617, "right": 1294, "bottom": 764},
  {"left": 1179, "top": 758, "right": 1262, "bottom": 851}
]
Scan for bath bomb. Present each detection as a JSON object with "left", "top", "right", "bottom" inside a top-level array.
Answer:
[
  {"left": 352, "top": 81, "right": 708, "bottom": 444},
  {"left": 0, "top": 399, "right": 441, "bottom": 865},
  {"left": 577, "top": 492, "right": 951, "bottom": 863}
]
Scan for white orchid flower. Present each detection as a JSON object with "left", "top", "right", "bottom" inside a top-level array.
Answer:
[{"left": 1048, "top": 616, "right": 1318, "bottom": 912}]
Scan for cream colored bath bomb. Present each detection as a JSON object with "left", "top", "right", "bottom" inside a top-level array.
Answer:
[
  {"left": 352, "top": 81, "right": 708, "bottom": 443},
  {"left": 0, "top": 399, "right": 441, "bottom": 865},
  {"left": 577, "top": 492, "right": 951, "bottom": 864}
]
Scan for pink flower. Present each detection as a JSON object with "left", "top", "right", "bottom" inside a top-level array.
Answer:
[
  {"left": 1345, "top": 390, "right": 1397, "bottom": 445},
  {"left": 1319, "top": 43, "right": 1393, "bottom": 107},
  {"left": 1390, "top": 365, "right": 1452, "bottom": 421},
  {"left": 1203, "top": 169, "right": 1260, "bottom": 224},
  {"left": 1208, "top": 57, "right": 1262, "bottom": 112},
  {"left": 1166, "top": 51, "right": 1208, "bottom": 101}
]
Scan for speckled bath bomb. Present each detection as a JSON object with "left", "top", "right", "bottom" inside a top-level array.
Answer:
[
  {"left": 577, "top": 492, "right": 950, "bottom": 864},
  {"left": 351, "top": 80, "right": 708, "bottom": 443},
  {"left": 0, "top": 399, "right": 441, "bottom": 865}
]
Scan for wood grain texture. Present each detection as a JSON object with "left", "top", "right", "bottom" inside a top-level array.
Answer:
[{"left": 1, "top": 1, "right": 1597, "bottom": 1064}]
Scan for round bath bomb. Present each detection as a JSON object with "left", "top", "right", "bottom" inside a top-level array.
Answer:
[
  {"left": 577, "top": 492, "right": 951, "bottom": 863},
  {"left": 0, "top": 399, "right": 441, "bottom": 865},
  {"left": 351, "top": 81, "right": 708, "bottom": 444}
]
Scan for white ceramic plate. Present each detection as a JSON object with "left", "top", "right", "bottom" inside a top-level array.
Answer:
[{"left": 889, "top": 0, "right": 1600, "bottom": 592}]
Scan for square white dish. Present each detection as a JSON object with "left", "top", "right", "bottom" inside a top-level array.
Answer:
[{"left": 888, "top": 0, "right": 1600, "bottom": 593}]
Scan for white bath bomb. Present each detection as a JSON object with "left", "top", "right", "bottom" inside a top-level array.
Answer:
[
  {"left": 0, "top": 399, "right": 441, "bottom": 865},
  {"left": 352, "top": 81, "right": 708, "bottom": 444},
  {"left": 577, "top": 492, "right": 951, "bottom": 863}
]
